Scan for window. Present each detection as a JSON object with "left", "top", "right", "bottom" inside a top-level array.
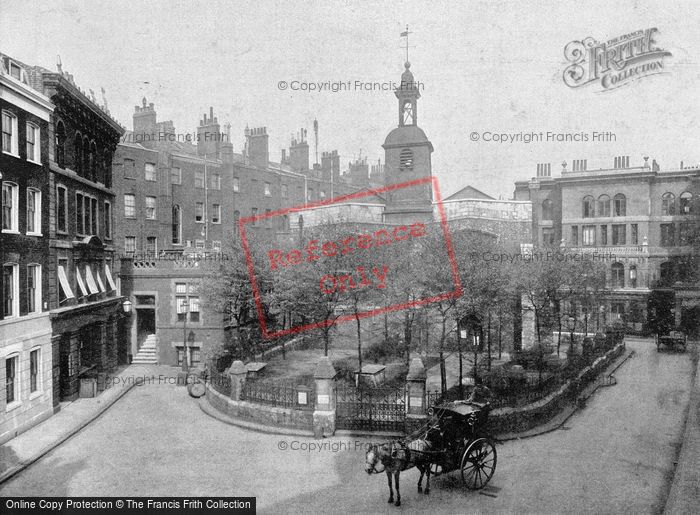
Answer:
[
  {"left": 210, "top": 173, "right": 221, "bottom": 190},
  {"left": 611, "top": 263, "right": 625, "bottom": 288},
  {"left": 176, "top": 286, "right": 200, "bottom": 323},
  {"left": 76, "top": 193, "right": 86, "bottom": 234},
  {"left": 541, "top": 227, "right": 555, "bottom": 246},
  {"left": 56, "top": 185, "right": 67, "bottom": 233},
  {"left": 195, "top": 202, "right": 204, "bottom": 222},
  {"left": 30, "top": 349, "right": 40, "bottom": 393},
  {"left": 144, "top": 163, "right": 156, "bottom": 181},
  {"left": 172, "top": 205, "right": 182, "bottom": 244},
  {"left": 251, "top": 207, "right": 258, "bottom": 226},
  {"left": 631, "top": 224, "right": 638, "bottom": 245},
  {"left": 264, "top": 182, "right": 271, "bottom": 196},
  {"left": 5, "top": 355, "right": 18, "bottom": 405},
  {"left": 145, "top": 196, "right": 156, "bottom": 219},
  {"left": 104, "top": 201, "right": 112, "bottom": 239},
  {"left": 660, "top": 223, "right": 675, "bottom": 247},
  {"left": 2, "top": 182, "right": 18, "bottom": 232},
  {"left": 146, "top": 236, "right": 157, "bottom": 255},
  {"left": 212, "top": 240, "right": 221, "bottom": 252},
  {"left": 195, "top": 240, "right": 205, "bottom": 249},
  {"left": 629, "top": 265, "right": 638, "bottom": 288},
  {"left": 24, "top": 189, "right": 41, "bottom": 235},
  {"left": 570, "top": 226, "right": 578, "bottom": 246},
  {"left": 89, "top": 141, "right": 97, "bottom": 181},
  {"left": 600, "top": 225, "right": 608, "bottom": 245},
  {"left": 233, "top": 210, "right": 240, "bottom": 237},
  {"left": 3, "top": 263, "right": 19, "bottom": 317},
  {"left": 679, "top": 192, "right": 693, "bottom": 214},
  {"left": 2, "top": 110, "right": 18, "bottom": 155},
  {"left": 189, "top": 297, "right": 200, "bottom": 322},
  {"left": 195, "top": 170, "right": 204, "bottom": 188},
  {"left": 597, "top": 195, "right": 610, "bottom": 217},
  {"left": 541, "top": 199, "right": 553, "bottom": 221},
  {"left": 307, "top": 188, "right": 314, "bottom": 201},
  {"left": 104, "top": 152, "right": 112, "bottom": 187},
  {"left": 612, "top": 224, "right": 626, "bottom": 245},
  {"left": 212, "top": 204, "right": 221, "bottom": 223},
  {"left": 123, "top": 158, "right": 136, "bottom": 179},
  {"left": 233, "top": 177, "right": 240, "bottom": 192},
  {"left": 26, "top": 122, "right": 40, "bottom": 163},
  {"left": 74, "top": 133, "right": 83, "bottom": 175},
  {"left": 613, "top": 194, "right": 626, "bottom": 216},
  {"left": 679, "top": 222, "right": 694, "bottom": 246},
  {"left": 582, "top": 225, "right": 596, "bottom": 246},
  {"left": 55, "top": 121, "right": 66, "bottom": 167},
  {"left": 124, "top": 194, "right": 136, "bottom": 218},
  {"left": 57, "top": 259, "right": 74, "bottom": 304},
  {"left": 281, "top": 184, "right": 288, "bottom": 198},
  {"left": 27, "top": 264, "right": 41, "bottom": 314},
  {"left": 320, "top": 190, "right": 326, "bottom": 200},
  {"left": 90, "top": 197, "right": 97, "bottom": 235},
  {"left": 661, "top": 192, "right": 676, "bottom": 215},
  {"left": 171, "top": 167, "right": 181, "bottom": 185},
  {"left": 610, "top": 302, "right": 625, "bottom": 321},
  {"left": 124, "top": 236, "right": 136, "bottom": 253},
  {"left": 582, "top": 196, "right": 595, "bottom": 218},
  {"left": 399, "top": 148, "right": 414, "bottom": 171}
]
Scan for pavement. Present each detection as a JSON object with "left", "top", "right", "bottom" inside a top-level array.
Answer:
[
  {"left": 664, "top": 342, "right": 700, "bottom": 514},
  {"left": 0, "top": 364, "right": 172, "bottom": 485}
]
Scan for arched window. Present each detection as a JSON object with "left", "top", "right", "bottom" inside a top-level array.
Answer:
[
  {"left": 613, "top": 194, "right": 626, "bottom": 216},
  {"left": 597, "top": 194, "right": 611, "bottom": 217},
  {"left": 172, "top": 205, "right": 181, "bottom": 245},
  {"left": 679, "top": 192, "right": 693, "bottom": 214},
  {"left": 82, "top": 137, "right": 90, "bottom": 179},
  {"left": 661, "top": 192, "right": 676, "bottom": 215},
  {"left": 629, "top": 265, "right": 637, "bottom": 288},
  {"left": 611, "top": 262, "right": 625, "bottom": 288},
  {"left": 541, "top": 199, "right": 553, "bottom": 221},
  {"left": 399, "top": 148, "right": 414, "bottom": 171},
  {"left": 73, "top": 132, "right": 82, "bottom": 174},
  {"left": 55, "top": 121, "right": 66, "bottom": 168},
  {"left": 90, "top": 141, "right": 97, "bottom": 182},
  {"left": 582, "top": 196, "right": 595, "bottom": 218}
]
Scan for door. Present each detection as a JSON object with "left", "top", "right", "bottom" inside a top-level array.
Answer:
[{"left": 136, "top": 308, "right": 156, "bottom": 349}]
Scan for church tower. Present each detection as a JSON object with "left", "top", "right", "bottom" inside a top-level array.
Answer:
[{"left": 382, "top": 60, "right": 434, "bottom": 223}]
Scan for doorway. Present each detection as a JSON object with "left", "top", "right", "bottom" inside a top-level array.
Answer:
[{"left": 136, "top": 308, "right": 156, "bottom": 350}]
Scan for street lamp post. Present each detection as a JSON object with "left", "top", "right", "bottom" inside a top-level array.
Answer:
[{"left": 181, "top": 298, "right": 189, "bottom": 373}]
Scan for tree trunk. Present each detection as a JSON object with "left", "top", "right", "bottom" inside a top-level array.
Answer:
[
  {"left": 487, "top": 310, "right": 492, "bottom": 371},
  {"left": 439, "top": 317, "right": 447, "bottom": 394},
  {"left": 497, "top": 309, "right": 503, "bottom": 360},
  {"left": 323, "top": 328, "right": 329, "bottom": 356},
  {"left": 557, "top": 316, "right": 562, "bottom": 357},
  {"left": 356, "top": 312, "right": 362, "bottom": 380},
  {"left": 458, "top": 340, "right": 463, "bottom": 398}
]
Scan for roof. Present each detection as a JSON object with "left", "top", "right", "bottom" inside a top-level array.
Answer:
[
  {"left": 357, "top": 364, "right": 386, "bottom": 375},
  {"left": 383, "top": 125, "right": 433, "bottom": 149},
  {"left": 445, "top": 185, "right": 495, "bottom": 201},
  {"left": 435, "top": 401, "right": 480, "bottom": 416},
  {"left": 246, "top": 362, "right": 267, "bottom": 372}
]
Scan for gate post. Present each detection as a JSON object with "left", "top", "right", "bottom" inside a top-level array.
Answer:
[
  {"left": 313, "top": 357, "right": 337, "bottom": 439},
  {"left": 406, "top": 357, "right": 427, "bottom": 433},
  {"left": 227, "top": 360, "right": 247, "bottom": 401}
]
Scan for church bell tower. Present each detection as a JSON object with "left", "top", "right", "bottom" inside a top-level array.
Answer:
[{"left": 382, "top": 46, "right": 434, "bottom": 223}]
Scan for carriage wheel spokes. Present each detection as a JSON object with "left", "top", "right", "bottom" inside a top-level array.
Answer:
[{"left": 461, "top": 438, "right": 497, "bottom": 490}]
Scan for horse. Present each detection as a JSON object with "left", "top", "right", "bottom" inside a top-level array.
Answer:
[{"left": 364, "top": 438, "right": 433, "bottom": 506}]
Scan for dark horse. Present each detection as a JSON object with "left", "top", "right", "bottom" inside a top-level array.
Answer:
[{"left": 365, "top": 439, "right": 433, "bottom": 506}]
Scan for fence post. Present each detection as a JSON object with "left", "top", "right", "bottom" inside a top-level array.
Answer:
[
  {"left": 406, "top": 357, "right": 427, "bottom": 433},
  {"left": 227, "top": 360, "right": 247, "bottom": 401},
  {"left": 313, "top": 357, "right": 337, "bottom": 439}
]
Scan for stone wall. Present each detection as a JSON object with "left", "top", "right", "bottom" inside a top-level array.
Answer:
[
  {"left": 205, "top": 382, "right": 314, "bottom": 430},
  {"left": 489, "top": 342, "right": 625, "bottom": 434}
]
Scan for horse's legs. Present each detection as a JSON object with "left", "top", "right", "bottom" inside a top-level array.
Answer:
[
  {"left": 386, "top": 471, "right": 394, "bottom": 504},
  {"left": 424, "top": 464, "right": 431, "bottom": 495},
  {"left": 417, "top": 467, "right": 424, "bottom": 493},
  {"left": 394, "top": 470, "right": 401, "bottom": 507}
]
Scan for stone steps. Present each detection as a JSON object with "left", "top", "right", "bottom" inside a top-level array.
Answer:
[{"left": 132, "top": 335, "right": 158, "bottom": 365}]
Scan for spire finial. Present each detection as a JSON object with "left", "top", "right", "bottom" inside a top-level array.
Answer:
[{"left": 400, "top": 25, "right": 413, "bottom": 63}]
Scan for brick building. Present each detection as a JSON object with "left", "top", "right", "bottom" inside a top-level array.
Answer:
[
  {"left": 514, "top": 156, "right": 700, "bottom": 335},
  {"left": 0, "top": 54, "right": 54, "bottom": 443},
  {"left": 25, "top": 61, "right": 126, "bottom": 403}
]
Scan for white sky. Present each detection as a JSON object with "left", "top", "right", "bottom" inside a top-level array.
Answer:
[{"left": 1, "top": 0, "right": 699, "bottom": 198}]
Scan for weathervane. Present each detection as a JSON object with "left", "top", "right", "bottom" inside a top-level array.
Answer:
[{"left": 400, "top": 25, "right": 413, "bottom": 62}]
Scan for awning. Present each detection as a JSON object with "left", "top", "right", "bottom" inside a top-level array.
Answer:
[
  {"left": 85, "top": 265, "right": 99, "bottom": 295},
  {"left": 57, "top": 265, "right": 75, "bottom": 300},
  {"left": 76, "top": 268, "right": 88, "bottom": 297},
  {"left": 96, "top": 271, "right": 106, "bottom": 293},
  {"left": 105, "top": 264, "right": 117, "bottom": 291}
]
